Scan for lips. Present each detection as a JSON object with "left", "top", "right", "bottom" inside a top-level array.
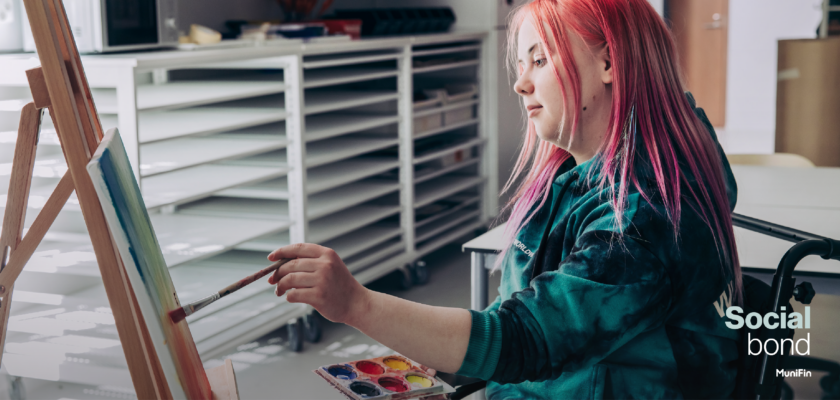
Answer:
[{"left": 527, "top": 105, "right": 542, "bottom": 117}]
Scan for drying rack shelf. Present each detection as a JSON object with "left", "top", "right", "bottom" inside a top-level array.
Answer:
[
  {"left": 414, "top": 137, "right": 484, "bottom": 165},
  {"left": 415, "top": 175, "right": 484, "bottom": 208},
  {"left": 414, "top": 118, "right": 478, "bottom": 140},
  {"left": 308, "top": 180, "right": 399, "bottom": 219},
  {"left": 142, "top": 164, "right": 287, "bottom": 209},
  {"left": 306, "top": 137, "right": 398, "bottom": 167},
  {"left": 415, "top": 196, "right": 481, "bottom": 229},
  {"left": 150, "top": 213, "right": 290, "bottom": 267},
  {"left": 324, "top": 225, "right": 402, "bottom": 261},
  {"left": 305, "top": 114, "right": 398, "bottom": 142},
  {"left": 415, "top": 158, "right": 480, "bottom": 184},
  {"left": 303, "top": 52, "right": 402, "bottom": 69},
  {"left": 139, "top": 107, "right": 286, "bottom": 144},
  {"left": 416, "top": 209, "right": 482, "bottom": 243},
  {"left": 413, "top": 99, "right": 479, "bottom": 118},
  {"left": 94, "top": 80, "right": 287, "bottom": 113},
  {"left": 303, "top": 90, "right": 399, "bottom": 115},
  {"left": 417, "top": 219, "right": 485, "bottom": 258},
  {"left": 412, "top": 59, "right": 480, "bottom": 74},
  {"left": 140, "top": 131, "right": 288, "bottom": 177},
  {"left": 412, "top": 44, "right": 481, "bottom": 57},
  {"left": 304, "top": 68, "right": 399, "bottom": 89}
]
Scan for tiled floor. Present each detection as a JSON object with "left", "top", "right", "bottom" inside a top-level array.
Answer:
[{"left": 10, "top": 243, "right": 839, "bottom": 399}]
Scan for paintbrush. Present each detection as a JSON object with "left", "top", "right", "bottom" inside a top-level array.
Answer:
[{"left": 168, "top": 258, "right": 292, "bottom": 323}]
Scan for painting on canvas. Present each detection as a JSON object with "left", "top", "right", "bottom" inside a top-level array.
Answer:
[{"left": 86, "top": 128, "right": 211, "bottom": 399}]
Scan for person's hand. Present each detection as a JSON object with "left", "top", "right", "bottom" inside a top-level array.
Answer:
[{"left": 267, "top": 243, "right": 369, "bottom": 325}]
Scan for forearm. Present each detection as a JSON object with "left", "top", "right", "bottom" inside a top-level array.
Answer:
[{"left": 348, "top": 289, "right": 472, "bottom": 373}]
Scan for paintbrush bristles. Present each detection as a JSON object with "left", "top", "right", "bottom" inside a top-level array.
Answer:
[{"left": 167, "top": 258, "right": 291, "bottom": 324}]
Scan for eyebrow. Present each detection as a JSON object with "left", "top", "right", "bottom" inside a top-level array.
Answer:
[{"left": 517, "top": 43, "right": 541, "bottom": 63}]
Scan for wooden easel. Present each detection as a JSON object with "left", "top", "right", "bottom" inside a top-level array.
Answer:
[{"left": 0, "top": 0, "right": 239, "bottom": 398}]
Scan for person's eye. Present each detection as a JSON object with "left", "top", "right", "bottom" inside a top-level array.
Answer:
[{"left": 533, "top": 57, "right": 547, "bottom": 67}]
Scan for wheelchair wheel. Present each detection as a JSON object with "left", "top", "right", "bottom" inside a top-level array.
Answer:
[{"left": 821, "top": 373, "right": 840, "bottom": 398}]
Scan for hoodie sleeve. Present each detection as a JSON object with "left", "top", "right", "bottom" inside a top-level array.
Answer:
[{"left": 456, "top": 230, "right": 673, "bottom": 383}]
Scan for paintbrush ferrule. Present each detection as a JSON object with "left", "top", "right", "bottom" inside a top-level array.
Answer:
[{"left": 184, "top": 293, "right": 221, "bottom": 317}]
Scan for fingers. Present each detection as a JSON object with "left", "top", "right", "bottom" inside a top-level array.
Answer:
[
  {"left": 274, "top": 271, "right": 320, "bottom": 296},
  {"left": 268, "top": 242, "right": 329, "bottom": 262},
  {"left": 284, "top": 287, "right": 319, "bottom": 305},
  {"left": 267, "top": 257, "right": 320, "bottom": 284}
]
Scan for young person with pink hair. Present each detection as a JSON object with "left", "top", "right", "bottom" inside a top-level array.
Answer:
[{"left": 267, "top": 0, "right": 742, "bottom": 397}]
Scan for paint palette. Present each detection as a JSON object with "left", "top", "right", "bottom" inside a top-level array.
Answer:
[{"left": 314, "top": 355, "right": 455, "bottom": 399}]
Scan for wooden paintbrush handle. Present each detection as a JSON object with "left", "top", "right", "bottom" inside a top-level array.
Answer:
[{"left": 218, "top": 259, "right": 291, "bottom": 297}]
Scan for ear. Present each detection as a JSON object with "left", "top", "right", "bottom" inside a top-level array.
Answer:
[{"left": 600, "top": 45, "right": 614, "bottom": 85}]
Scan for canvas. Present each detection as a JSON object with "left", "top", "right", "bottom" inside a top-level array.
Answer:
[{"left": 86, "top": 128, "right": 211, "bottom": 399}]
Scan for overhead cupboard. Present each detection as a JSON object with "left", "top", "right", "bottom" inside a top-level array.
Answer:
[{"left": 0, "top": 30, "right": 496, "bottom": 388}]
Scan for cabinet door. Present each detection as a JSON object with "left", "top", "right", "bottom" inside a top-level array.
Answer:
[{"left": 666, "top": 0, "right": 729, "bottom": 127}]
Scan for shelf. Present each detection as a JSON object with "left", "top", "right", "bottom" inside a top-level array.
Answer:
[
  {"left": 323, "top": 225, "right": 402, "bottom": 261},
  {"left": 151, "top": 213, "right": 289, "bottom": 267},
  {"left": 221, "top": 162, "right": 389, "bottom": 202},
  {"left": 307, "top": 159, "right": 400, "bottom": 194},
  {"left": 346, "top": 240, "right": 405, "bottom": 274},
  {"left": 415, "top": 175, "right": 484, "bottom": 208},
  {"left": 416, "top": 219, "right": 484, "bottom": 258},
  {"left": 415, "top": 158, "right": 480, "bottom": 184},
  {"left": 416, "top": 197, "right": 481, "bottom": 229},
  {"left": 142, "top": 164, "right": 287, "bottom": 209},
  {"left": 414, "top": 137, "right": 483, "bottom": 165},
  {"left": 235, "top": 231, "right": 290, "bottom": 252},
  {"left": 303, "top": 52, "right": 401, "bottom": 69},
  {"left": 303, "top": 90, "right": 398, "bottom": 115},
  {"left": 416, "top": 209, "right": 482, "bottom": 243},
  {"left": 95, "top": 81, "right": 286, "bottom": 113},
  {"left": 412, "top": 59, "right": 480, "bottom": 74},
  {"left": 220, "top": 150, "right": 287, "bottom": 168},
  {"left": 304, "top": 68, "right": 399, "bottom": 89},
  {"left": 306, "top": 113, "right": 398, "bottom": 142},
  {"left": 310, "top": 204, "right": 401, "bottom": 244},
  {"left": 139, "top": 107, "right": 286, "bottom": 144},
  {"left": 216, "top": 178, "right": 289, "bottom": 200},
  {"left": 414, "top": 118, "right": 478, "bottom": 140},
  {"left": 412, "top": 44, "right": 481, "bottom": 58},
  {"left": 413, "top": 99, "right": 479, "bottom": 118},
  {"left": 308, "top": 180, "right": 399, "bottom": 219},
  {"left": 140, "top": 129, "right": 287, "bottom": 176},
  {"left": 307, "top": 137, "right": 398, "bottom": 168},
  {"left": 177, "top": 197, "right": 289, "bottom": 220},
  {"left": 192, "top": 291, "right": 308, "bottom": 356}
]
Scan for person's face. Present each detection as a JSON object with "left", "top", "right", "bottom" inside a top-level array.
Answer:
[{"left": 514, "top": 16, "right": 613, "bottom": 161}]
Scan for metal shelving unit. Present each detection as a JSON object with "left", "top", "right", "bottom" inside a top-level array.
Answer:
[{"left": 0, "top": 31, "right": 494, "bottom": 391}]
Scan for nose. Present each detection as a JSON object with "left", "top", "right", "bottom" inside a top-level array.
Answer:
[{"left": 513, "top": 72, "right": 534, "bottom": 96}]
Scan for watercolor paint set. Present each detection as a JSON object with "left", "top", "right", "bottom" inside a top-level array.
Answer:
[{"left": 314, "top": 355, "right": 455, "bottom": 399}]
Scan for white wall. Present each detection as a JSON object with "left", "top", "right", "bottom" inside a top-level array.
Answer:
[{"left": 723, "top": 0, "right": 822, "bottom": 154}]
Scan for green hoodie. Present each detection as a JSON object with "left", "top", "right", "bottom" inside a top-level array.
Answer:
[{"left": 457, "top": 93, "right": 740, "bottom": 399}]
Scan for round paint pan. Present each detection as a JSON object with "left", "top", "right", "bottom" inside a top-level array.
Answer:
[
  {"left": 349, "top": 381, "right": 381, "bottom": 398},
  {"left": 405, "top": 373, "right": 434, "bottom": 388},
  {"left": 325, "top": 364, "right": 357, "bottom": 380},
  {"left": 377, "top": 376, "right": 410, "bottom": 393},
  {"left": 382, "top": 356, "right": 411, "bottom": 371},
  {"left": 355, "top": 360, "right": 385, "bottom": 375}
]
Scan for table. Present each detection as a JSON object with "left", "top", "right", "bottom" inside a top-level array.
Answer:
[{"left": 463, "top": 165, "right": 840, "bottom": 311}]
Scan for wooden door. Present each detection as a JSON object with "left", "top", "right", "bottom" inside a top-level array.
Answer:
[{"left": 666, "top": 0, "right": 729, "bottom": 127}]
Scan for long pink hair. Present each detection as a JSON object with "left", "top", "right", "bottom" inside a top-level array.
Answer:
[{"left": 496, "top": 0, "right": 742, "bottom": 303}]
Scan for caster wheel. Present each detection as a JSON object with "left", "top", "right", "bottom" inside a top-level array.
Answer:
[
  {"left": 288, "top": 318, "right": 304, "bottom": 352},
  {"left": 395, "top": 268, "right": 413, "bottom": 291},
  {"left": 304, "top": 312, "right": 322, "bottom": 343},
  {"left": 7, "top": 376, "right": 24, "bottom": 400},
  {"left": 412, "top": 261, "right": 430, "bottom": 286},
  {"left": 821, "top": 374, "right": 840, "bottom": 397}
]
